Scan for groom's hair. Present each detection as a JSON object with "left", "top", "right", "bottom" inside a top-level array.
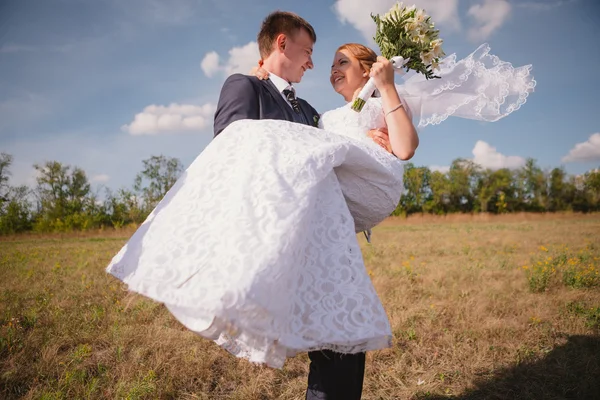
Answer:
[{"left": 257, "top": 11, "right": 317, "bottom": 58}]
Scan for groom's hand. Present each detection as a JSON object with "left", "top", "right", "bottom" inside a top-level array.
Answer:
[{"left": 368, "top": 128, "right": 393, "bottom": 154}]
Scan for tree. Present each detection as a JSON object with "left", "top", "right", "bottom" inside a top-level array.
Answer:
[
  {"left": 104, "top": 188, "right": 144, "bottom": 228},
  {"left": 548, "top": 167, "right": 573, "bottom": 211},
  {"left": 0, "top": 185, "right": 33, "bottom": 234},
  {"left": 476, "top": 168, "right": 513, "bottom": 213},
  {"left": 34, "top": 161, "right": 70, "bottom": 219},
  {"left": 583, "top": 169, "right": 600, "bottom": 211},
  {"left": 0, "top": 152, "right": 13, "bottom": 205},
  {"left": 516, "top": 158, "right": 547, "bottom": 211},
  {"left": 33, "top": 161, "right": 94, "bottom": 231},
  {"left": 397, "top": 163, "right": 430, "bottom": 214},
  {"left": 0, "top": 154, "right": 33, "bottom": 234},
  {"left": 134, "top": 155, "right": 183, "bottom": 213},
  {"left": 447, "top": 158, "right": 480, "bottom": 213},
  {"left": 424, "top": 170, "right": 450, "bottom": 214},
  {"left": 67, "top": 167, "right": 92, "bottom": 214}
]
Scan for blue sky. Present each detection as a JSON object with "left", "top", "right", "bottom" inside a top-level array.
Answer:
[{"left": 1, "top": 0, "right": 599, "bottom": 192}]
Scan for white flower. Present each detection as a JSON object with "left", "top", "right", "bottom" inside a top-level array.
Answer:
[
  {"left": 414, "top": 8, "right": 427, "bottom": 23},
  {"left": 431, "top": 60, "right": 440, "bottom": 71},
  {"left": 409, "top": 20, "right": 424, "bottom": 32},
  {"left": 420, "top": 51, "right": 435, "bottom": 65},
  {"left": 407, "top": 16, "right": 432, "bottom": 36},
  {"left": 411, "top": 31, "right": 429, "bottom": 45},
  {"left": 407, "top": 20, "right": 421, "bottom": 33},
  {"left": 431, "top": 39, "right": 444, "bottom": 58},
  {"left": 383, "top": 2, "right": 405, "bottom": 21}
]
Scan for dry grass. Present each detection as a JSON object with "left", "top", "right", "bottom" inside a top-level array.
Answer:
[{"left": 1, "top": 213, "right": 599, "bottom": 399}]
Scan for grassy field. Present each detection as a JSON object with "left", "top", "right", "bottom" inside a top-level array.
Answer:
[{"left": 1, "top": 213, "right": 599, "bottom": 399}]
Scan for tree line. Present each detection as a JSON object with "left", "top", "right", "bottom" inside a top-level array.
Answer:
[
  {"left": 392, "top": 159, "right": 599, "bottom": 216},
  {"left": 0, "top": 152, "right": 598, "bottom": 234}
]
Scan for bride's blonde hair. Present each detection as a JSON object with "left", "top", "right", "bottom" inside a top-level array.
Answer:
[{"left": 336, "top": 43, "right": 378, "bottom": 74}]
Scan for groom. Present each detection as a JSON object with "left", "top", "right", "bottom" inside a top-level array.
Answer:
[
  {"left": 214, "top": 11, "right": 319, "bottom": 135},
  {"left": 213, "top": 11, "right": 388, "bottom": 400}
]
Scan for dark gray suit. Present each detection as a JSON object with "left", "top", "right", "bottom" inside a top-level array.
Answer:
[
  {"left": 214, "top": 73, "right": 320, "bottom": 136},
  {"left": 213, "top": 73, "right": 367, "bottom": 400}
]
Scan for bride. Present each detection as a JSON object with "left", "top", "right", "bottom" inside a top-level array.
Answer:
[{"left": 106, "top": 39, "right": 535, "bottom": 368}]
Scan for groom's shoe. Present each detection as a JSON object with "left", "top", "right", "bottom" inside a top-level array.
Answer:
[{"left": 363, "top": 229, "right": 372, "bottom": 243}]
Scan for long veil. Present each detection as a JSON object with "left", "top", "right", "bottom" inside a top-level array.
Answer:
[{"left": 396, "top": 43, "right": 536, "bottom": 128}]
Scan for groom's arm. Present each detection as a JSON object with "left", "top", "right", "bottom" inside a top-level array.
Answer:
[{"left": 213, "top": 74, "right": 260, "bottom": 137}]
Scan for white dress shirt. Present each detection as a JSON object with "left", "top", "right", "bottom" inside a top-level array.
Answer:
[{"left": 267, "top": 71, "right": 296, "bottom": 110}]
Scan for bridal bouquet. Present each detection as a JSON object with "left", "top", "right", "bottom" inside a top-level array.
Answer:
[{"left": 352, "top": 2, "right": 445, "bottom": 112}]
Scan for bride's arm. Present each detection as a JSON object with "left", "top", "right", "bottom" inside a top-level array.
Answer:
[{"left": 370, "top": 57, "right": 419, "bottom": 160}]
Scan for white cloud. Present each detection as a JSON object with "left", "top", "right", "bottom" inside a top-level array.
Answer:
[
  {"left": 224, "top": 42, "right": 261, "bottom": 75},
  {"left": 201, "top": 51, "right": 221, "bottom": 78},
  {"left": 333, "top": 0, "right": 461, "bottom": 41},
  {"left": 200, "top": 42, "right": 260, "bottom": 78},
  {"left": 472, "top": 140, "right": 525, "bottom": 170},
  {"left": 562, "top": 133, "right": 600, "bottom": 163},
  {"left": 467, "top": 0, "right": 512, "bottom": 41},
  {"left": 122, "top": 103, "right": 217, "bottom": 135},
  {"left": 92, "top": 174, "right": 110, "bottom": 183},
  {"left": 430, "top": 165, "right": 450, "bottom": 173}
]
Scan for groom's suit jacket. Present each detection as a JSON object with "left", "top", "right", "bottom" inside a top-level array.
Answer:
[{"left": 213, "top": 74, "right": 320, "bottom": 137}]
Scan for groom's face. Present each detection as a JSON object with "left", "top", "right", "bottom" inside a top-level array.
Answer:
[{"left": 282, "top": 28, "right": 314, "bottom": 83}]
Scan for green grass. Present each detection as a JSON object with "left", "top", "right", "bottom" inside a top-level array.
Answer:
[{"left": 1, "top": 213, "right": 599, "bottom": 399}]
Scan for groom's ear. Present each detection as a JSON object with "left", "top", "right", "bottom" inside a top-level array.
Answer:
[{"left": 276, "top": 34, "right": 287, "bottom": 52}]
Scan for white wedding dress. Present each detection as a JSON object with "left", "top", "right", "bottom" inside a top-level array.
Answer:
[
  {"left": 108, "top": 97, "right": 401, "bottom": 368},
  {"left": 106, "top": 43, "right": 535, "bottom": 368}
]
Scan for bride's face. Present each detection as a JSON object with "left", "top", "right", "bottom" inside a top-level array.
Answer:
[{"left": 330, "top": 50, "right": 368, "bottom": 101}]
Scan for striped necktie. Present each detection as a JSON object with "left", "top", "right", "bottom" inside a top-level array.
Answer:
[{"left": 283, "top": 87, "right": 301, "bottom": 114}]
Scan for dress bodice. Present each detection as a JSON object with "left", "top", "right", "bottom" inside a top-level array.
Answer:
[{"left": 320, "top": 98, "right": 386, "bottom": 142}]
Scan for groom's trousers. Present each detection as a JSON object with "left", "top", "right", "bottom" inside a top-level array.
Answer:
[{"left": 305, "top": 350, "right": 366, "bottom": 400}]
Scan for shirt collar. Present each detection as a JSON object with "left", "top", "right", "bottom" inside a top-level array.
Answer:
[{"left": 267, "top": 71, "right": 293, "bottom": 94}]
